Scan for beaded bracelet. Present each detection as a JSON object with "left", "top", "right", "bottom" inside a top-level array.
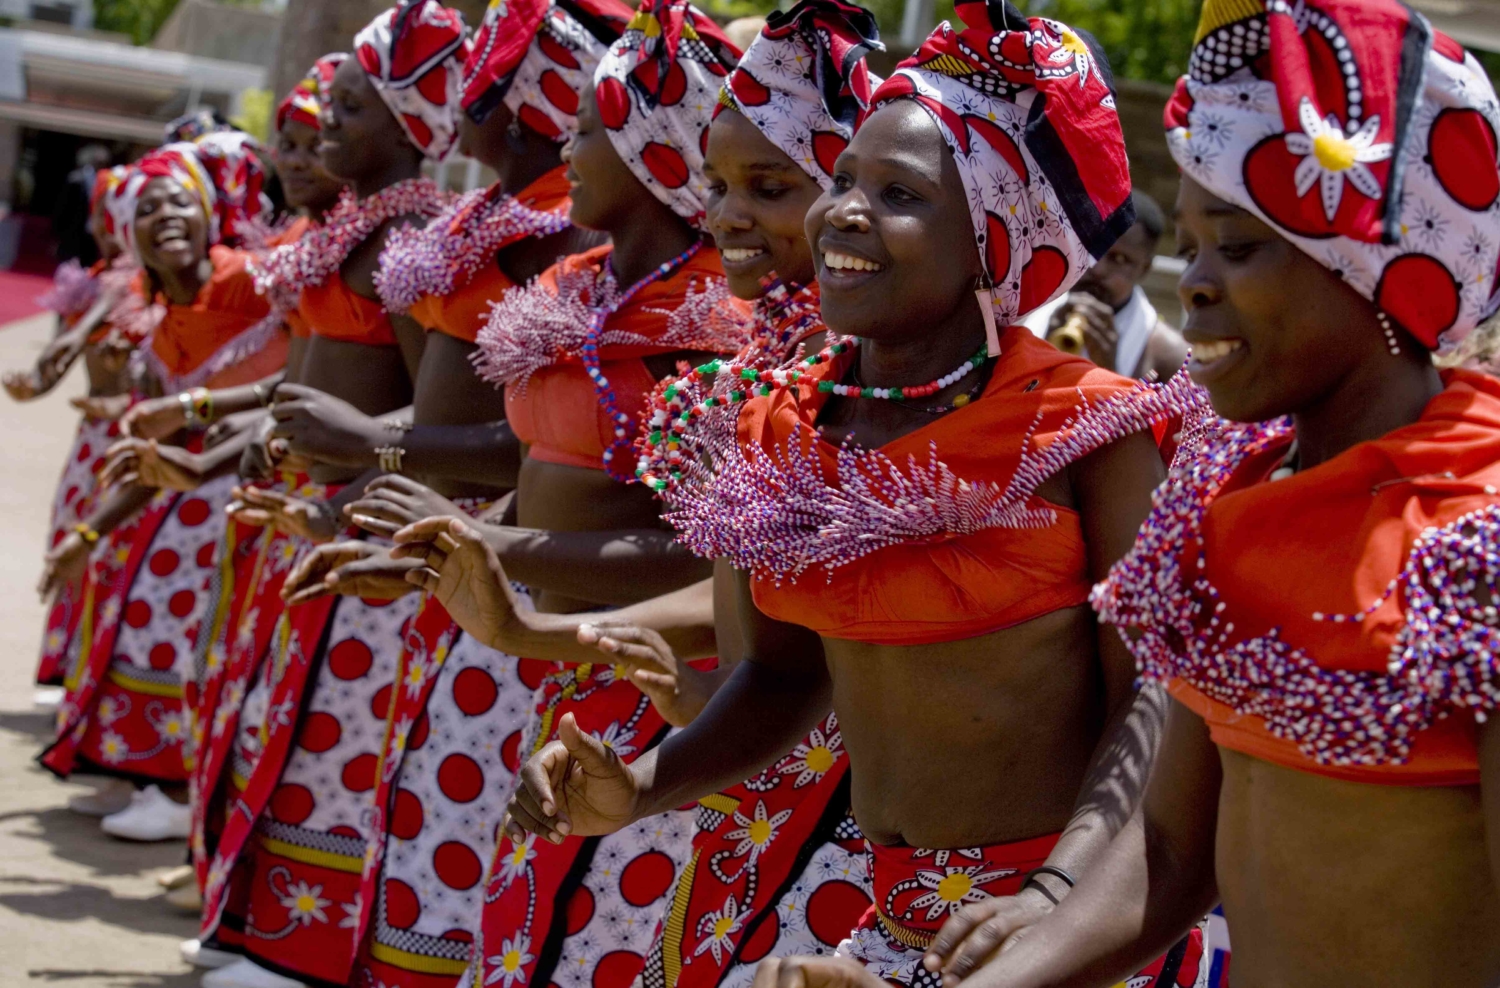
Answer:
[
  {"left": 375, "top": 444, "right": 406, "bottom": 474},
  {"left": 73, "top": 522, "right": 100, "bottom": 545}
]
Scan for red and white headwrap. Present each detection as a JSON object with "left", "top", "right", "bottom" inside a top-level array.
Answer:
[
  {"left": 104, "top": 166, "right": 147, "bottom": 248},
  {"left": 91, "top": 165, "right": 129, "bottom": 225},
  {"left": 275, "top": 52, "right": 347, "bottom": 133},
  {"left": 462, "top": 0, "right": 632, "bottom": 141},
  {"left": 355, "top": 0, "right": 471, "bottom": 161},
  {"left": 594, "top": 0, "right": 742, "bottom": 227},
  {"left": 1165, "top": 0, "right": 1500, "bottom": 349},
  {"left": 870, "top": 0, "right": 1135, "bottom": 329},
  {"left": 717, "top": 0, "right": 883, "bottom": 188},
  {"left": 127, "top": 135, "right": 269, "bottom": 258}
]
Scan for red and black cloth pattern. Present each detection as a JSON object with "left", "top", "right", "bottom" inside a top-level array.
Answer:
[
  {"left": 716, "top": 0, "right": 883, "bottom": 188},
  {"left": 593, "top": 0, "right": 742, "bottom": 228},
  {"left": 840, "top": 838, "right": 1211, "bottom": 988},
  {"left": 462, "top": 0, "right": 633, "bottom": 139},
  {"left": 465, "top": 663, "right": 692, "bottom": 988},
  {"left": 276, "top": 53, "right": 348, "bottom": 134},
  {"left": 355, "top": 0, "right": 472, "bottom": 161},
  {"left": 870, "top": 0, "right": 1135, "bottom": 328},
  {"left": 640, "top": 715, "right": 873, "bottom": 988},
  {"left": 1164, "top": 0, "right": 1500, "bottom": 349}
]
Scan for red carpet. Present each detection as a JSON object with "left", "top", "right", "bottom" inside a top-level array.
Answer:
[{"left": 0, "top": 270, "right": 55, "bottom": 326}]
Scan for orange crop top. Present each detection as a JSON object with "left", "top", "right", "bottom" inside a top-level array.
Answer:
[
  {"left": 408, "top": 168, "right": 572, "bottom": 344},
  {"left": 299, "top": 270, "right": 399, "bottom": 347},
  {"left": 1093, "top": 369, "right": 1500, "bottom": 786},
  {"left": 149, "top": 245, "right": 286, "bottom": 390},
  {"left": 497, "top": 244, "right": 751, "bottom": 472},
  {"left": 730, "top": 325, "right": 1178, "bottom": 646}
]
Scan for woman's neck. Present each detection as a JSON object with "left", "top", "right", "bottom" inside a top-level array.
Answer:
[
  {"left": 494, "top": 140, "right": 563, "bottom": 198},
  {"left": 607, "top": 209, "right": 698, "bottom": 287},
  {"left": 1293, "top": 347, "right": 1443, "bottom": 470},
  {"left": 156, "top": 256, "right": 212, "bottom": 305},
  {"left": 857, "top": 294, "right": 989, "bottom": 390},
  {"left": 353, "top": 154, "right": 424, "bottom": 199}
]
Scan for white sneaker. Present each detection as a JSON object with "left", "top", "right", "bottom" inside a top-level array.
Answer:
[
  {"left": 180, "top": 938, "right": 240, "bottom": 970},
  {"left": 32, "top": 686, "right": 64, "bottom": 710},
  {"left": 99, "top": 784, "right": 191, "bottom": 841},
  {"left": 67, "top": 777, "right": 135, "bottom": 817},
  {"left": 201, "top": 958, "right": 309, "bottom": 988}
]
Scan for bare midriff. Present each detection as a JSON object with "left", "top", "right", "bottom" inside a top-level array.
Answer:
[
  {"left": 298, "top": 335, "right": 412, "bottom": 484},
  {"left": 411, "top": 331, "right": 511, "bottom": 499},
  {"left": 826, "top": 604, "right": 1103, "bottom": 849},
  {"left": 1215, "top": 747, "right": 1500, "bottom": 987},
  {"left": 515, "top": 455, "right": 671, "bottom": 614}
]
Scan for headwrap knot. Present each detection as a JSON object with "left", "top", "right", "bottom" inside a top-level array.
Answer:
[
  {"left": 275, "top": 53, "right": 348, "bottom": 133},
  {"left": 593, "top": 0, "right": 742, "bottom": 228},
  {"left": 870, "top": 0, "right": 1135, "bottom": 328},
  {"left": 355, "top": 0, "right": 471, "bottom": 161},
  {"left": 1165, "top": 0, "right": 1500, "bottom": 348},
  {"left": 716, "top": 0, "right": 884, "bottom": 188}
]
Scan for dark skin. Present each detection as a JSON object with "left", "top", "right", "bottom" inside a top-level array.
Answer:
[
  {"left": 4, "top": 198, "right": 134, "bottom": 405},
  {"left": 266, "top": 100, "right": 601, "bottom": 502},
  {"left": 496, "top": 105, "right": 1170, "bottom": 962},
  {"left": 911, "top": 179, "right": 1500, "bottom": 988},
  {"left": 381, "top": 108, "right": 827, "bottom": 721},
  {"left": 264, "top": 56, "right": 428, "bottom": 491},
  {"left": 1047, "top": 222, "right": 1187, "bottom": 380},
  {"left": 40, "top": 176, "right": 233, "bottom": 597}
]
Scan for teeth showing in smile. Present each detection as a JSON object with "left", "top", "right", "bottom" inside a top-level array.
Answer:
[
  {"left": 1193, "top": 339, "right": 1243, "bottom": 362},
  {"left": 823, "top": 251, "right": 883, "bottom": 272},
  {"left": 721, "top": 247, "right": 766, "bottom": 262}
]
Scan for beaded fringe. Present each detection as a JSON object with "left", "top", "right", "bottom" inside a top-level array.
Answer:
[
  {"left": 1092, "top": 406, "right": 1500, "bottom": 767},
  {"left": 667, "top": 371, "right": 1203, "bottom": 585}
]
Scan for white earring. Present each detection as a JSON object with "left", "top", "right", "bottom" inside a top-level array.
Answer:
[{"left": 1378, "top": 311, "right": 1401, "bottom": 355}]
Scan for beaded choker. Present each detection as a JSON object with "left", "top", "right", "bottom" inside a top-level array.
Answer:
[
  {"left": 374, "top": 184, "right": 572, "bottom": 313},
  {"left": 250, "top": 178, "right": 450, "bottom": 306},
  {"left": 637, "top": 324, "right": 988, "bottom": 494},
  {"left": 473, "top": 243, "right": 754, "bottom": 482}
]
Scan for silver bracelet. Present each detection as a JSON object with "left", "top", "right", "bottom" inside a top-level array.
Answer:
[
  {"left": 375, "top": 444, "right": 406, "bottom": 474},
  {"left": 381, "top": 417, "right": 411, "bottom": 435},
  {"left": 178, "top": 391, "right": 199, "bottom": 427}
]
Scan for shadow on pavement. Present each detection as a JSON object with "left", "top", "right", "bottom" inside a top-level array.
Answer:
[
  {"left": 26, "top": 970, "right": 199, "bottom": 987},
  {"left": 0, "top": 708, "right": 58, "bottom": 741},
  {"left": 0, "top": 805, "right": 188, "bottom": 879},
  {"left": 0, "top": 876, "right": 197, "bottom": 939}
]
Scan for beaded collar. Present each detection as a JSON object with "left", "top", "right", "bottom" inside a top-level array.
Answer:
[
  {"left": 1091, "top": 404, "right": 1500, "bottom": 768},
  {"left": 249, "top": 178, "right": 450, "bottom": 307},
  {"left": 37, "top": 259, "right": 101, "bottom": 320},
  {"left": 373, "top": 182, "right": 572, "bottom": 314},
  {"left": 636, "top": 277, "right": 828, "bottom": 494},
  {"left": 665, "top": 358, "right": 1201, "bottom": 584}
]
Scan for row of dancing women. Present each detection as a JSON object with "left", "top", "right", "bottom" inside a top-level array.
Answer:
[{"left": 6, "top": 0, "right": 1499, "bottom": 985}]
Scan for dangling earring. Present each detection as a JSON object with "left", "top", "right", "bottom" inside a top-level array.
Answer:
[
  {"left": 974, "top": 274, "right": 1000, "bottom": 358},
  {"left": 1378, "top": 311, "right": 1401, "bottom": 355},
  {"left": 506, "top": 118, "right": 526, "bottom": 153}
]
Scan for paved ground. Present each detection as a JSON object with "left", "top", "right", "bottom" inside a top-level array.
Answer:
[{"left": 0, "top": 313, "right": 200, "bottom": 987}]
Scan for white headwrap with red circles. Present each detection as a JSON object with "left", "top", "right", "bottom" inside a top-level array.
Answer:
[{"left": 355, "top": 0, "right": 471, "bottom": 161}]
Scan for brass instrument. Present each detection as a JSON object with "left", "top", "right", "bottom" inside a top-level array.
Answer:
[{"left": 1047, "top": 311, "right": 1088, "bottom": 355}]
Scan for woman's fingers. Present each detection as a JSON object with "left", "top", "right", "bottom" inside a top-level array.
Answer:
[
  {"left": 350, "top": 515, "right": 403, "bottom": 538},
  {"left": 393, "top": 515, "right": 462, "bottom": 544}
]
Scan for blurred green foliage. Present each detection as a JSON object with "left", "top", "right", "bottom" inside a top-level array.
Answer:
[
  {"left": 231, "top": 87, "right": 273, "bottom": 142},
  {"left": 93, "top": 0, "right": 182, "bottom": 43}
]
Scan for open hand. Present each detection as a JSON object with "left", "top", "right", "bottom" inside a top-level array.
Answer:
[
  {"left": 228, "top": 486, "right": 339, "bottom": 542},
  {"left": 922, "top": 891, "right": 1053, "bottom": 985},
  {"left": 270, "top": 383, "right": 385, "bottom": 469},
  {"left": 281, "top": 541, "right": 421, "bottom": 605},
  {"left": 752, "top": 957, "right": 886, "bottom": 988},
  {"left": 120, "top": 394, "right": 187, "bottom": 440},
  {"left": 38, "top": 531, "right": 92, "bottom": 601},
  {"left": 503, "top": 712, "right": 641, "bottom": 845},
  {"left": 577, "top": 624, "right": 722, "bottom": 728},
  {"left": 392, "top": 515, "right": 520, "bottom": 649},
  {"left": 3, "top": 369, "right": 41, "bottom": 401},
  {"left": 101, "top": 438, "right": 203, "bottom": 491},
  {"left": 345, "top": 475, "right": 466, "bottom": 538}
]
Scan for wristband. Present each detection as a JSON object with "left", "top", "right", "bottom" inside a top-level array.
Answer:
[
  {"left": 73, "top": 522, "right": 100, "bottom": 545},
  {"left": 178, "top": 390, "right": 198, "bottom": 426},
  {"left": 1020, "top": 865, "right": 1076, "bottom": 905},
  {"left": 375, "top": 444, "right": 406, "bottom": 474},
  {"left": 191, "top": 387, "right": 213, "bottom": 424}
]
